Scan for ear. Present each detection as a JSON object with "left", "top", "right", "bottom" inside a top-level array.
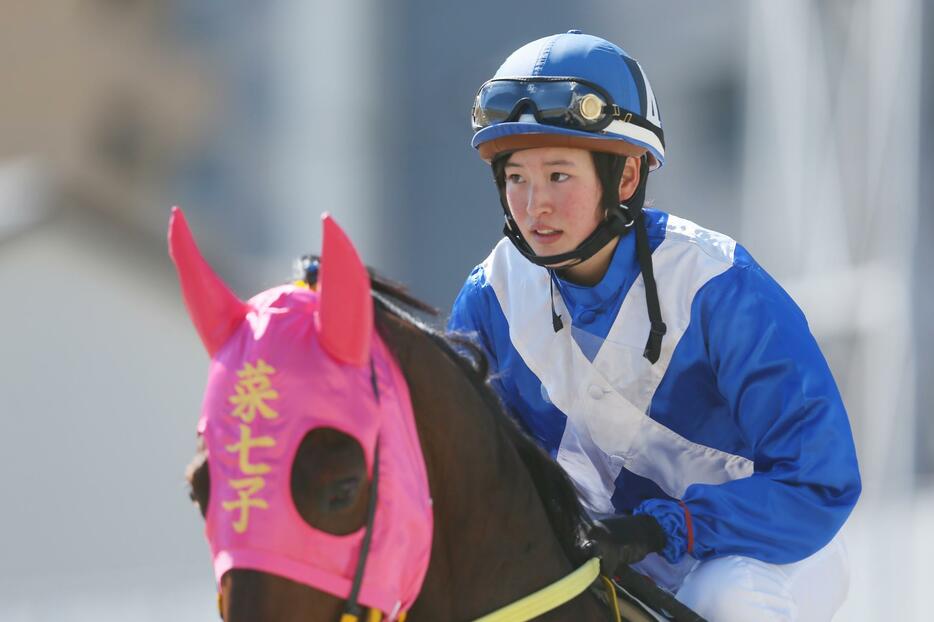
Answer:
[
  {"left": 317, "top": 214, "right": 372, "bottom": 366},
  {"left": 168, "top": 207, "right": 249, "bottom": 356},
  {"left": 618, "top": 156, "right": 642, "bottom": 203}
]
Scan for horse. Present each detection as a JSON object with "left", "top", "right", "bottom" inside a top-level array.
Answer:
[{"left": 171, "top": 207, "right": 702, "bottom": 622}]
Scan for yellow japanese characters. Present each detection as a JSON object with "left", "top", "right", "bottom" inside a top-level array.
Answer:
[
  {"left": 222, "top": 359, "right": 279, "bottom": 533},
  {"left": 229, "top": 360, "right": 280, "bottom": 423}
]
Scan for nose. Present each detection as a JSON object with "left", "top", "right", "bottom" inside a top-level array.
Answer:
[{"left": 524, "top": 180, "right": 553, "bottom": 219}]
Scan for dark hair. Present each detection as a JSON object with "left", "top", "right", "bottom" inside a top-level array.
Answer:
[{"left": 491, "top": 150, "right": 629, "bottom": 216}]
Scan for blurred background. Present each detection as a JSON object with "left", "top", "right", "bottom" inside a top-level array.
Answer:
[{"left": 0, "top": 1, "right": 929, "bottom": 620}]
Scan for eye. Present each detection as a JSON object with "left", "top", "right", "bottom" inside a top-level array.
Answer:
[
  {"left": 506, "top": 173, "right": 524, "bottom": 184},
  {"left": 328, "top": 477, "right": 362, "bottom": 509},
  {"left": 550, "top": 172, "right": 569, "bottom": 182},
  {"left": 291, "top": 427, "right": 370, "bottom": 535}
]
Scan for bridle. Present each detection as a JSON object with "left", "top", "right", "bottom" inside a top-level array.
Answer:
[{"left": 337, "top": 359, "right": 385, "bottom": 622}]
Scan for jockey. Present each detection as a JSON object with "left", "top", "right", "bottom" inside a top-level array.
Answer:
[{"left": 448, "top": 31, "right": 861, "bottom": 621}]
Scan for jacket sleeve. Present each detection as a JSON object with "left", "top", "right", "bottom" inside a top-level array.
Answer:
[{"left": 636, "top": 256, "right": 861, "bottom": 565}]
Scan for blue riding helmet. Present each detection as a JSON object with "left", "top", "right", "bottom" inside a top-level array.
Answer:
[{"left": 471, "top": 31, "right": 665, "bottom": 170}]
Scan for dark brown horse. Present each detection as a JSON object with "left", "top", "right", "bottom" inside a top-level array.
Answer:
[{"left": 177, "top": 212, "right": 697, "bottom": 622}]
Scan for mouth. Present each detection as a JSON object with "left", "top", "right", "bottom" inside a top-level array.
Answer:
[{"left": 530, "top": 227, "right": 563, "bottom": 245}]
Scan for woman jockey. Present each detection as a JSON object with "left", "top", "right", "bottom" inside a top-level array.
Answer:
[{"left": 448, "top": 31, "right": 861, "bottom": 621}]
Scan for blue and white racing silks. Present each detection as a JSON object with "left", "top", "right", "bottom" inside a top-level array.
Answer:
[{"left": 448, "top": 209, "right": 861, "bottom": 566}]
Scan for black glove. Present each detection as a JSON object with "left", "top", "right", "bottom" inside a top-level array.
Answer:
[{"left": 587, "top": 514, "right": 667, "bottom": 574}]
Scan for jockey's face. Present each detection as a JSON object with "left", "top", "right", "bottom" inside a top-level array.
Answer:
[{"left": 504, "top": 147, "right": 641, "bottom": 285}]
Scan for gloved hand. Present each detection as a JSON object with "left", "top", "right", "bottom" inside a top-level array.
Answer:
[{"left": 587, "top": 514, "right": 667, "bottom": 574}]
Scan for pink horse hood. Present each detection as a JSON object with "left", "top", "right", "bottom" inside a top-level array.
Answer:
[{"left": 170, "top": 208, "right": 433, "bottom": 619}]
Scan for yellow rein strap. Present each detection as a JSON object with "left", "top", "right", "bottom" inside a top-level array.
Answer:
[
  {"left": 471, "top": 557, "right": 602, "bottom": 622},
  {"left": 340, "top": 558, "right": 612, "bottom": 622},
  {"left": 600, "top": 575, "right": 623, "bottom": 622},
  {"left": 339, "top": 607, "right": 406, "bottom": 622}
]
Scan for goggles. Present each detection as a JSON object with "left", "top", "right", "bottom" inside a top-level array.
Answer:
[{"left": 471, "top": 77, "right": 657, "bottom": 137}]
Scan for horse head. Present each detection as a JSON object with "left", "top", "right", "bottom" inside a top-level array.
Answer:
[{"left": 170, "top": 207, "right": 432, "bottom": 621}]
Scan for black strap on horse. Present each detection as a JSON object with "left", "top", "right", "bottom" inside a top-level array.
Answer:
[
  {"left": 340, "top": 362, "right": 383, "bottom": 621},
  {"left": 613, "top": 566, "right": 707, "bottom": 622},
  {"left": 340, "top": 440, "right": 381, "bottom": 622}
]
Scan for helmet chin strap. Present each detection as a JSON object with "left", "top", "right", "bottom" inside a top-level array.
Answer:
[
  {"left": 497, "top": 153, "right": 640, "bottom": 267},
  {"left": 496, "top": 154, "right": 666, "bottom": 363},
  {"left": 500, "top": 204, "right": 634, "bottom": 268}
]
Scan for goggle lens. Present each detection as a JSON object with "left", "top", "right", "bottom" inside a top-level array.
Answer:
[{"left": 472, "top": 79, "right": 613, "bottom": 132}]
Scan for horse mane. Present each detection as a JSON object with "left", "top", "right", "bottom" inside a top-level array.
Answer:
[{"left": 360, "top": 265, "right": 592, "bottom": 567}]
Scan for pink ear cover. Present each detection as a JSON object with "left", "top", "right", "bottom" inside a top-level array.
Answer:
[
  {"left": 168, "top": 206, "right": 249, "bottom": 356},
  {"left": 317, "top": 214, "right": 373, "bottom": 366}
]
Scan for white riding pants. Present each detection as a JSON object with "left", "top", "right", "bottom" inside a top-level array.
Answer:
[{"left": 633, "top": 533, "right": 849, "bottom": 621}]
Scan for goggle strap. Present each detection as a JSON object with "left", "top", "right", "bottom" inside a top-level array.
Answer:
[
  {"left": 473, "top": 78, "right": 664, "bottom": 147},
  {"left": 609, "top": 106, "right": 664, "bottom": 144}
]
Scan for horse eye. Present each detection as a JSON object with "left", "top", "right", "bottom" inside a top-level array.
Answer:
[
  {"left": 291, "top": 427, "right": 370, "bottom": 535},
  {"left": 328, "top": 476, "right": 362, "bottom": 510}
]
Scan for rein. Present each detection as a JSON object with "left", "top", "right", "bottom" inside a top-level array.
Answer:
[
  {"left": 472, "top": 557, "right": 616, "bottom": 622},
  {"left": 339, "top": 556, "right": 616, "bottom": 622}
]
